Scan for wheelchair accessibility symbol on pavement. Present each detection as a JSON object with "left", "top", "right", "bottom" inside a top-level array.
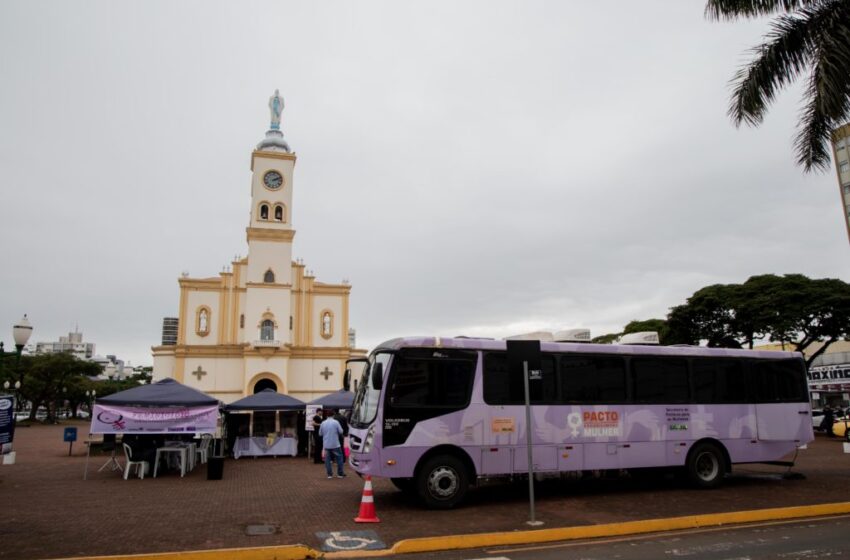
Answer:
[{"left": 316, "top": 530, "right": 385, "bottom": 552}]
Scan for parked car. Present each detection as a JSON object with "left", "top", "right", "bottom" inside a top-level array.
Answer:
[{"left": 812, "top": 409, "right": 825, "bottom": 431}]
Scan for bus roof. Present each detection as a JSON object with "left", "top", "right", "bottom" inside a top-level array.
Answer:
[{"left": 372, "top": 336, "right": 803, "bottom": 360}]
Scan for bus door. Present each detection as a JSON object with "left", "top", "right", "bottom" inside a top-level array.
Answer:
[
  {"left": 753, "top": 359, "right": 812, "bottom": 442},
  {"left": 756, "top": 403, "right": 811, "bottom": 441}
]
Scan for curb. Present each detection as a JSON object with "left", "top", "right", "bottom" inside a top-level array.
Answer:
[
  {"left": 51, "top": 545, "right": 320, "bottom": 560},
  {"left": 55, "top": 502, "right": 850, "bottom": 560},
  {"left": 382, "top": 501, "right": 850, "bottom": 557}
]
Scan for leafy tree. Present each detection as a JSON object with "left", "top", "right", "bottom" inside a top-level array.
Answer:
[
  {"left": 706, "top": 0, "right": 850, "bottom": 171},
  {"left": 667, "top": 284, "right": 745, "bottom": 347},
  {"left": 17, "top": 353, "right": 101, "bottom": 421},
  {"left": 749, "top": 274, "right": 850, "bottom": 364},
  {"left": 666, "top": 274, "right": 850, "bottom": 364}
]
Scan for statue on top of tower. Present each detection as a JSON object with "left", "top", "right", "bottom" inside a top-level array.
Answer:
[
  {"left": 257, "top": 89, "right": 291, "bottom": 152},
  {"left": 269, "top": 89, "right": 284, "bottom": 131}
]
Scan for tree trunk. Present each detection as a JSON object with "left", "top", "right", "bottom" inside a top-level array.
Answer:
[{"left": 804, "top": 338, "right": 836, "bottom": 368}]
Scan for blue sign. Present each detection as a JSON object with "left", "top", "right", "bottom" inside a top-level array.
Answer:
[
  {"left": 0, "top": 395, "right": 15, "bottom": 453},
  {"left": 63, "top": 426, "right": 78, "bottom": 443}
]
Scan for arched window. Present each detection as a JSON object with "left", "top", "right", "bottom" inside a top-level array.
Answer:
[
  {"left": 264, "top": 269, "right": 275, "bottom": 283},
  {"left": 239, "top": 314, "right": 245, "bottom": 328},
  {"left": 274, "top": 205, "right": 284, "bottom": 221},
  {"left": 260, "top": 204, "right": 269, "bottom": 220},
  {"left": 261, "top": 319, "right": 275, "bottom": 341}
]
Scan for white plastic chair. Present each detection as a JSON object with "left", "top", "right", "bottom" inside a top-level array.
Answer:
[
  {"left": 196, "top": 434, "right": 212, "bottom": 465},
  {"left": 122, "top": 443, "right": 149, "bottom": 480}
]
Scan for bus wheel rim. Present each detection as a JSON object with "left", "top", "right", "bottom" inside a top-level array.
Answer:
[
  {"left": 427, "top": 466, "right": 458, "bottom": 499},
  {"left": 695, "top": 451, "right": 719, "bottom": 480}
]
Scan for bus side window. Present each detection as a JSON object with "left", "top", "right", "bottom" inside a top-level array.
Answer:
[
  {"left": 389, "top": 355, "right": 475, "bottom": 408},
  {"left": 752, "top": 358, "right": 808, "bottom": 403},
  {"left": 692, "top": 359, "right": 746, "bottom": 403},
  {"left": 558, "top": 355, "right": 626, "bottom": 404},
  {"left": 483, "top": 352, "right": 556, "bottom": 405},
  {"left": 631, "top": 358, "right": 689, "bottom": 404}
]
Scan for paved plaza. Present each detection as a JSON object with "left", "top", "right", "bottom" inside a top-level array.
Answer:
[{"left": 2, "top": 421, "right": 850, "bottom": 559}]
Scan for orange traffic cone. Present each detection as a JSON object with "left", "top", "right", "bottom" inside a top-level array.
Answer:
[{"left": 354, "top": 475, "right": 380, "bottom": 523}]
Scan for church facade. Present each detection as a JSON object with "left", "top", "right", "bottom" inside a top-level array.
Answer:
[{"left": 152, "top": 91, "right": 364, "bottom": 403}]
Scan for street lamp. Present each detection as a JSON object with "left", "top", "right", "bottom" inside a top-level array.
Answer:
[
  {"left": 0, "top": 314, "right": 33, "bottom": 376},
  {"left": 3, "top": 380, "right": 21, "bottom": 411},
  {"left": 85, "top": 389, "right": 96, "bottom": 414}
]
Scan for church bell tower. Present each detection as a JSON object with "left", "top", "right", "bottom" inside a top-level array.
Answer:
[
  {"left": 243, "top": 89, "right": 296, "bottom": 346},
  {"left": 152, "top": 90, "right": 362, "bottom": 402}
]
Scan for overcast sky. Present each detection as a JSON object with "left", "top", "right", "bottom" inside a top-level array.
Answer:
[{"left": 1, "top": 1, "right": 848, "bottom": 367}]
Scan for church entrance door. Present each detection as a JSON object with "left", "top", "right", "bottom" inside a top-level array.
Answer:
[{"left": 253, "top": 379, "right": 278, "bottom": 393}]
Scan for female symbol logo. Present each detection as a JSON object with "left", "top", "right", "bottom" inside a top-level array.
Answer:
[
  {"left": 97, "top": 410, "right": 126, "bottom": 431},
  {"left": 567, "top": 412, "right": 583, "bottom": 437}
]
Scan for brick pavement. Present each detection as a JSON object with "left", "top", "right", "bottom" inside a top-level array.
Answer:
[{"left": 1, "top": 421, "right": 849, "bottom": 559}]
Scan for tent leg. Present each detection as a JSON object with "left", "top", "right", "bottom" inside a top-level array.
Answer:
[{"left": 83, "top": 434, "right": 92, "bottom": 480}]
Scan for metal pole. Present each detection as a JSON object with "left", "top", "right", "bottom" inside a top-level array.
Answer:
[
  {"left": 523, "top": 361, "right": 542, "bottom": 526},
  {"left": 83, "top": 435, "right": 91, "bottom": 480}
]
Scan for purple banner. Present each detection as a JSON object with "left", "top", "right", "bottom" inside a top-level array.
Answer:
[{"left": 90, "top": 404, "right": 218, "bottom": 434}]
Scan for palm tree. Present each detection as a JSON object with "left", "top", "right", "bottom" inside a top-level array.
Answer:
[{"left": 706, "top": 0, "right": 850, "bottom": 172}]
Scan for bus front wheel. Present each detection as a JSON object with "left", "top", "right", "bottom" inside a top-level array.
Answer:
[
  {"left": 686, "top": 442, "right": 725, "bottom": 489},
  {"left": 416, "top": 454, "right": 468, "bottom": 509}
]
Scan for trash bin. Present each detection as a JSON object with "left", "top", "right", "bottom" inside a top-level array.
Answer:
[{"left": 207, "top": 456, "right": 224, "bottom": 480}]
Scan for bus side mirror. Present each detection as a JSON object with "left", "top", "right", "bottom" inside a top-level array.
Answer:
[
  {"left": 343, "top": 369, "right": 351, "bottom": 391},
  {"left": 371, "top": 362, "right": 383, "bottom": 391}
]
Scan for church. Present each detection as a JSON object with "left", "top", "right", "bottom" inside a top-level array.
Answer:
[{"left": 152, "top": 91, "right": 364, "bottom": 403}]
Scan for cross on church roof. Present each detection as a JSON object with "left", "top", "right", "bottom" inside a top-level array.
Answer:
[
  {"left": 320, "top": 367, "right": 333, "bottom": 381},
  {"left": 192, "top": 366, "right": 207, "bottom": 381}
]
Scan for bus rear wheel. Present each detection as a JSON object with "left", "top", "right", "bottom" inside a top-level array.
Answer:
[
  {"left": 686, "top": 442, "right": 725, "bottom": 489},
  {"left": 416, "top": 454, "right": 468, "bottom": 509}
]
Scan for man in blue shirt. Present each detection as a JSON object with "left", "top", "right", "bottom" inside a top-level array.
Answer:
[{"left": 318, "top": 415, "right": 345, "bottom": 478}]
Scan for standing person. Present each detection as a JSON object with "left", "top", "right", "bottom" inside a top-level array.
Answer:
[
  {"left": 332, "top": 409, "right": 349, "bottom": 452},
  {"left": 311, "top": 411, "right": 324, "bottom": 464},
  {"left": 318, "top": 414, "right": 345, "bottom": 479},
  {"left": 821, "top": 405, "right": 836, "bottom": 437}
]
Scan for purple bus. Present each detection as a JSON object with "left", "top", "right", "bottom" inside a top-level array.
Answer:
[{"left": 347, "top": 336, "right": 813, "bottom": 508}]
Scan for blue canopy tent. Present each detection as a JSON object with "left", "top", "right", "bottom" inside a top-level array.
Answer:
[
  {"left": 225, "top": 389, "right": 305, "bottom": 411},
  {"left": 224, "top": 389, "right": 305, "bottom": 458},
  {"left": 307, "top": 389, "right": 355, "bottom": 410},
  {"left": 85, "top": 379, "right": 220, "bottom": 479},
  {"left": 97, "top": 378, "right": 219, "bottom": 407}
]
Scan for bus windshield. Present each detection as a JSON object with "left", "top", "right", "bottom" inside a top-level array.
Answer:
[{"left": 350, "top": 352, "right": 391, "bottom": 428}]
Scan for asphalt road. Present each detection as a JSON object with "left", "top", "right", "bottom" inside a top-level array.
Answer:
[{"left": 396, "top": 515, "right": 850, "bottom": 560}]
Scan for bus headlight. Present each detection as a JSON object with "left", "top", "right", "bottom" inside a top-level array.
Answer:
[{"left": 362, "top": 425, "right": 375, "bottom": 453}]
